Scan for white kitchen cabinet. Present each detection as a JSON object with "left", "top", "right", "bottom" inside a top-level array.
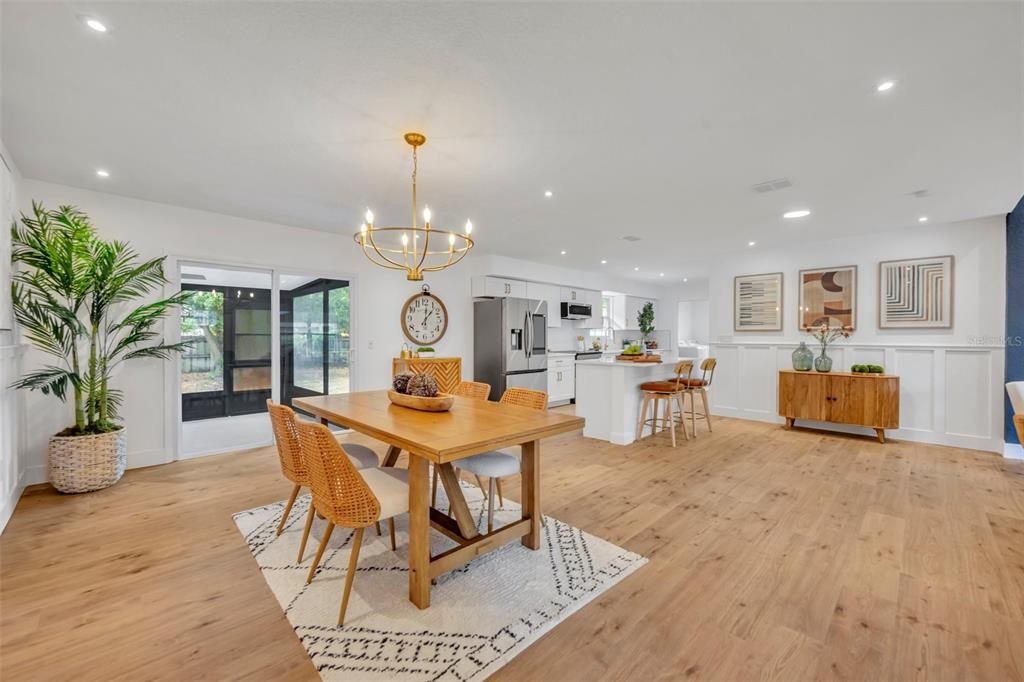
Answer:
[
  {"left": 526, "top": 281, "right": 561, "bottom": 327},
  {"left": 578, "top": 289, "right": 604, "bottom": 329},
  {"left": 472, "top": 276, "right": 527, "bottom": 299},
  {"left": 560, "top": 286, "right": 586, "bottom": 303},
  {"left": 547, "top": 355, "right": 576, "bottom": 405}
]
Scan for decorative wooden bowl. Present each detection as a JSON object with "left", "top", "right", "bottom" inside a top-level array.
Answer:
[{"left": 387, "top": 390, "right": 455, "bottom": 412}]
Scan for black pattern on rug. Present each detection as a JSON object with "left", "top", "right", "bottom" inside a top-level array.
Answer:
[{"left": 233, "top": 479, "right": 647, "bottom": 681}]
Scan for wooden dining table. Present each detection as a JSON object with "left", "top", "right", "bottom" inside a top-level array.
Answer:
[{"left": 293, "top": 389, "right": 585, "bottom": 609}]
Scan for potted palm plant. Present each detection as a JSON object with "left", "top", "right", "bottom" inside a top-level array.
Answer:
[{"left": 10, "top": 203, "right": 191, "bottom": 493}]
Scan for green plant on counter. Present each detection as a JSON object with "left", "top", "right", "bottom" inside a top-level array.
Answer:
[
  {"left": 417, "top": 346, "right": 435, "bottom": 353},
  {"left": 623, "top": 343, "right": 643, "bottom": 355},
  {"left": 637, "top": 301, "right": 655, "bottom": 342},
  {"left": 851, "top": 364, "right": 885, "bottom": 374}
]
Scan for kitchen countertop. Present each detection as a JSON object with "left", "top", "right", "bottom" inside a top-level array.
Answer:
[{"left": 576, "top": 354, "right": 680, "bottom": 367}]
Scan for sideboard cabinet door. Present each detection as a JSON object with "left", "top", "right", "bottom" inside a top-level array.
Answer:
[{"left": 778, "top": 371, "right": 831, "bottom": 422}]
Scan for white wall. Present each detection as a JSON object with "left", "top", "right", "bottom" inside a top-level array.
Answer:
[
  {"left": 1, "top": 137, "right": 28, "bottom": 533},
  {"left": 15, "top": 180, "right": 670, "bottom": 483},
  {"left": 698, "top": 216, "right": 1007, "bottom": 453}
]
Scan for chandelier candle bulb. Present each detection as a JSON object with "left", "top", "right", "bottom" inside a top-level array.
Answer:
[
  {"left": 465, "top": 219, "right": 473, "bottom": 235},
  {"left": 365, "top": 209, "right": 374, "bottom": 226},
  {"left": 423, "top": 206, "right": 431, "bottom": 225}
]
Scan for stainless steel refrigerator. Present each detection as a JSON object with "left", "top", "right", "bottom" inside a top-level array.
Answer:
[{"left": 473, "top": 297, "right": 547, "bottom": 401}]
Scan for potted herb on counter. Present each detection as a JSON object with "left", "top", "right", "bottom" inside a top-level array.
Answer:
[{"left": 638, "top": 301, "right": 656, "bottom": 352}]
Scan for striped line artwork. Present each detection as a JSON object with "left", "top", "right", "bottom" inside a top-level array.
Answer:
[{"left": 879, "top": 256, "right": 953, "bottom": 328}]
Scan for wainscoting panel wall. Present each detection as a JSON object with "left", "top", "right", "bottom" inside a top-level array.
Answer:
[
  {"left": 0, "top": 343, "right": 27, "bottom": 532},
  {"left": 709, "top": 342, "right": 1005, "bottom": 453}
]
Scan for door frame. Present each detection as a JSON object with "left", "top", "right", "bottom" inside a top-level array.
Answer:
[{"left": 163, "top": 256, "right": 360, "bottom": 462}]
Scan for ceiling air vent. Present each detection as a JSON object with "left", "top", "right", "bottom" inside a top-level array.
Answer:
[
  {"left": 911, "top": 189, "right": 930, "bottom": 198},
  {"left": 181, "top": 273, "right": 207, "bottom": 281},
  {"left": 751, "top": 177, "right": 793, "bottom": 193},
  {"left": 622, "top": 235, "right": 642, "bottom": 242}
]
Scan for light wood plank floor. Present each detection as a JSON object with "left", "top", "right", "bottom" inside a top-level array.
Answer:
[{"left": 2, "top": 415, "right": 1023, "bottom": 681}]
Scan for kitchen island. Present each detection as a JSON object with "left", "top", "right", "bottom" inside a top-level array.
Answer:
[{"left": 575, "top": 355, "right": 679, "bottom": 444}]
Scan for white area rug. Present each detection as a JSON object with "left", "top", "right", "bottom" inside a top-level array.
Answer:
[{"left": 233, "top": 479, "right": 647, "bottom": 681}]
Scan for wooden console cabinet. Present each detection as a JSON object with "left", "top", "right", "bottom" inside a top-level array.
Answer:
[
  {"left": 778, "top": 370, "right": 899, "bottom": 443},
  {"left": 392, "top": 357, "right": 462, "bottom": 394}
]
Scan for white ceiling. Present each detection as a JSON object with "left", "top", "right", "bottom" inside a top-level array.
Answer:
[{"left": 3, "top": 1, "right": 1022, "bottom": 282}]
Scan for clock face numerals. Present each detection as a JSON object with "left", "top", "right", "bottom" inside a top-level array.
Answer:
[{"left": 401, "top": 294, "right": 447, "bottom": 345}]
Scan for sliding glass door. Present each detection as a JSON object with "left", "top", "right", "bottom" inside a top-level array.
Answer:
[
  {"left": 181, "top": 281, "right": 272, "bottom": 420},
  {"left": 280, "top": 277, "right": 351, "bottom": 411}
]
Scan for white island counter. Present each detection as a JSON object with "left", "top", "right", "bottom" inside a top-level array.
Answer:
[{"left": 575, "top": 355, "right": 680, "bottom": 444}]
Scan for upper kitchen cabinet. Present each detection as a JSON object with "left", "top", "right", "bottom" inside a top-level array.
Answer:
[
  {"left": 472, "top": 276, "right": 528, "bottom": 299},
  {"left": 525, "top": 281, "right": 561, "bottom": 328},
  {"left": 560, "top": 286, "right": 586, "bottom": 303}
]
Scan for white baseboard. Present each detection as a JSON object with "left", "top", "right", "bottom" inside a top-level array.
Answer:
[
  {"left": 25, "top": 463, "right": 48, "bottom": 486},
  {"left": 0, "top": 470, "right": 27, "bottom": 535},
  {"left": 1005, "top": 443, "right": 1024, "bottom": 460},
  {"left": 178, "top": 438, "right": 274, "bottom": 460}
]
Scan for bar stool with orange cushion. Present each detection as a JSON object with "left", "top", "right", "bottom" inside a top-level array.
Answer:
[
  {"left": 297, "top": 420, "right": 410, "bottom": 626},
  {"left": 454, "top": 387, "right": 547, "bottom": 532},
  {"left": 678, "top": 357, "right": 716, "bottom": 437},
  {"left": 430, "top": 380, "right": 492, "bottom": 506},
  {"left": 637, "top": 360, "right": 694, "bottom": 447},
  {"left": 266, "top": 401, "right": 380, "bottom": 562}
]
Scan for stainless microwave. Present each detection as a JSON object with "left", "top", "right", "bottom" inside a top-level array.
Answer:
[{"left": 560, "top": 301, "right": 592, "bottom": 320}]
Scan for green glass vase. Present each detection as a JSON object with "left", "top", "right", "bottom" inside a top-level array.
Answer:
[
  {"left": 814, "top": 349, "right": 833, "bottom": 372},
  {"left": 792, "top": 342, "right": 813, "bottom": 371}
]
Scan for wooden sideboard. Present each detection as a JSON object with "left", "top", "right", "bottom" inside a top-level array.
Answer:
[
  {"left": 392, "top": 357, "right": 462, "bottom": 394},
  {"left": 778, "top": 370, "right": 899, "bottom": 443}
]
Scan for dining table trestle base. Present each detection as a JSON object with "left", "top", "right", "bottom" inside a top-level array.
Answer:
[{"left": 296, "top": 390, "right": 583, "bottom": 611}]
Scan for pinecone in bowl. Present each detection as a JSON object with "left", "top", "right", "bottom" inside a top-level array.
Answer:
[
  {"left": 393, "top": 373, "right": 415, "bottom": 394},
  {"left": 406, "top": 373, "right": 440, "bottom": 398}
]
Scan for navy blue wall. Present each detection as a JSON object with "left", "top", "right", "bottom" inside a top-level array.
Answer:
[{"left": 1007, "top": 194, "right": 1024, "bottom": 444}]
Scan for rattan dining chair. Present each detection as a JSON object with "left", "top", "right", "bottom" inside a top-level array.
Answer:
[
  {"left": 267, "top": 400, "right": 381, "bottom": 563},
  {"left": 297, "top": 420, "right": 410, "bottom": 626},
  {"left": 456, "top": 387, "right": 548, "bottom": 532},
  {"left": 431, "top": 381, "right": 493, "bottom": 506}
]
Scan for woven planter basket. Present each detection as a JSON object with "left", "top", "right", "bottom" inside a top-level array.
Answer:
[{"left": 48, "top": 427, "right": 127, "bottom": 494}]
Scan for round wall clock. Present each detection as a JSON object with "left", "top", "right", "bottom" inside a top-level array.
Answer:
[{"left": 400, "top": 285, "right": 448, "bottom": 346}]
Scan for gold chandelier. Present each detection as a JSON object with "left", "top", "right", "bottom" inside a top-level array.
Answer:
[{"left": 353, "top": 132, "right": 474, "bottom": 281}]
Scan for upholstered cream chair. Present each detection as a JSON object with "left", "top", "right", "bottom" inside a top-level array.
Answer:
[
  {"left": 454, "top": 387, "right": 547, "bottom": 532},
  {"left": 266, "top": 401, "right": 379, "bottom": 562},
  {"left": 431, "top": 381, "right": 493, "bottom": 506},
  {"left": 296, "top": 420, "right": 409, "bottom": 626}
]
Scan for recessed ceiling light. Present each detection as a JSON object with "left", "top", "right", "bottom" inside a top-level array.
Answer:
[
  {"left": 748, "top": 241, "right": 756, "bottom": 247},
  {"left": 560, "top": 250, "right": 566, "bottom": 255},
  {"left": 634, "top": 267, "right": 639, "bottom": 271},
  {"left": 683, "top": 278, "right": 689, "bottom": 282},
  {"left": 600, "top": 259, "right": 607, "bottom": 264},
  {"left": 95, "top": 169, "right": 110, "bottom": 178},
  {"left": 83, "top": 17, "right": 107, "bottom": 32},
  {"left": 544, "top": 190, "right": 553, "bottom": 198},
  {"left": 918, "top": 216, "right": 929, "bottom": 223},
  {"left": 659, "top": 273, "right": 665, "bottom": 277},
  {"left": 876, "top": 80, "right": 896, "bottom": 92},
  {"left": 783, "top": 209, "right": 811, "bottom": 219}
]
